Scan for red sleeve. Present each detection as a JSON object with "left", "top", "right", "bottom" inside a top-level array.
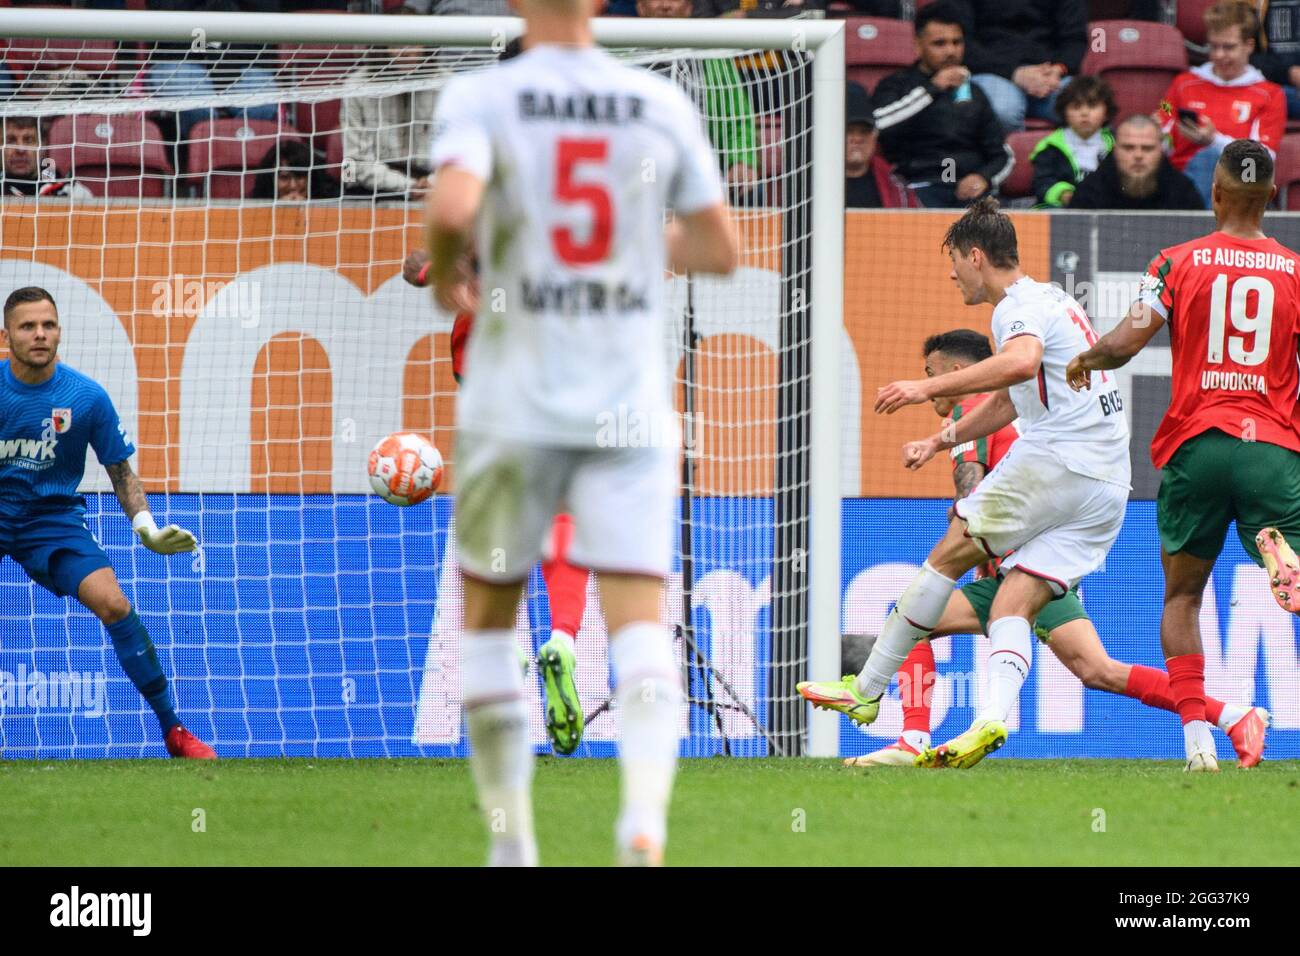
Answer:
[
  {"left": 1260, "top": 84, "right": 1287, "bottom": 155},
  {"left": 1158, "top": 76, "right": 1182, "bottom": 135}
]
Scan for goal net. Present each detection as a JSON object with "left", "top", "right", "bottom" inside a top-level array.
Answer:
[{"left": 0, "top": 10, "right": 843, "bottom": 759}]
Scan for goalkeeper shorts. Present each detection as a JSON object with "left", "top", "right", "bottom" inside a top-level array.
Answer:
[
  {"left": 454, "top": 431, "right": 676, "bottom": 582},
  {"left": 0, "top": 506, "right": 112, "bottom": 598}
]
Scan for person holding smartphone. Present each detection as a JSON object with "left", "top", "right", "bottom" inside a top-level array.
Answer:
[{"left": 1159, "top": 1, "right": 1286, "bottom": 208}]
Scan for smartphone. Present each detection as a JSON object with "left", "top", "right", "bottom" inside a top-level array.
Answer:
[{"left": 1177, "top": 108, "right": 1200, "bottom": 125}]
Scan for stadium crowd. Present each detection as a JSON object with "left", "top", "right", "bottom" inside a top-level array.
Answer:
[{"left": 2, "top": 0, "right": 1300, "bottom": 210}]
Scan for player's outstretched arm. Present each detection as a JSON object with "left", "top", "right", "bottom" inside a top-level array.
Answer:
[
  {"left": 902, "top": 389, "right": 1016, "bottom": 470},
  {"left": 105, "top": 460, "right": 197, "bottom": 555},
  {"left": 1066, "top": 299, "right": 1166, "bottom": 391},
  {"left": 877, "top": 336, "right": 1042, "bottom": 414},
  {"left": 666, "top": 204, "right": 739, "bottom": 276}
]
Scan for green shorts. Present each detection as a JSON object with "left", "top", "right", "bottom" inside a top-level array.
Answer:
[
  {"left": 1157, "top": 429, "right": 1300, "bottom": 566},
  {"left": 959, "top": 575, "right": 1088, "bottom": 643}
]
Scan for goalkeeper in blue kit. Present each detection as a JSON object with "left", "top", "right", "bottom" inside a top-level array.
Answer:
[{"left": 1, "top": 287, "right": 214, "bottom": 758}]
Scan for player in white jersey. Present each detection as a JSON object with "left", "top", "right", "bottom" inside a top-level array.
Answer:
[
  {"left": 423, "top": 0, "right": 736, "bottom": 866},
  {"left": 799, "top": 198, "right": 1131, "bottom": 767}
]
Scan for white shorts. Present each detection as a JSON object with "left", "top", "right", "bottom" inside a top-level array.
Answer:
[
  {"left": 454, "top": 431, "right": 677, "bottom": 582},
  {"left": 953, "top": 441, "right": 1128, "bottom": 595}
]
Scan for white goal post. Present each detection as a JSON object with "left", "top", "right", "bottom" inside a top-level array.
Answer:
[{"left": 0, "top": 9, "right": 843, "bottom": 758}]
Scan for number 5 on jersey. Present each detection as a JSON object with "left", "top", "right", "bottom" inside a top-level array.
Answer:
[{"left": 552, "top": 138, "right": 612, "bottom": 265}]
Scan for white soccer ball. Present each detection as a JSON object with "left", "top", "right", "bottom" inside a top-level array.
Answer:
[{"left": 367, "top": 432, "right": 443, "bottom": 506}]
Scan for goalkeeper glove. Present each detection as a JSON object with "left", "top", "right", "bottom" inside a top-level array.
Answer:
[{"left": 132, "top": 511, "right": 197, "bottom": 555}]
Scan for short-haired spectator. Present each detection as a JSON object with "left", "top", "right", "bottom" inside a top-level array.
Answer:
[
  {"left": 1070, "top": 115, "right": 1204, "bottom": 211},
  {"left": 872, "top": 1, "right": 1012, "bottom": 208}
]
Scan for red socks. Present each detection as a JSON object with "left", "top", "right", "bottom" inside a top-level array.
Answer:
[
  {"left": 1124, "top": 662, "right": 1223, "bottom": 725},
  {"left": 1164, "top": 654, "right": 1208, "bottom": 726},
  {"left": 898, "top": 641, "right": 936, "bottom": 734},
  {"left": 541, "top": 513, "right": 589, "bottom": 638}
]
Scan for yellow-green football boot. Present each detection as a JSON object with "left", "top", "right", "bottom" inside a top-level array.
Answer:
[{"left": 796, "top": 676, "right": 880, "bottom": 726}]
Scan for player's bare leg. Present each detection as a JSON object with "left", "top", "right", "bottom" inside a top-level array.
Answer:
[
  {"left": 1045, "top": 619, "right": 1269, "bottom": 768},
  {"left": 599, "top": 572, "right": 680, "bottom": 867},
  {"left": 1256, "top": 527, "right": 1300, "bottom": 614},
  {"left": 1160, "top": 549, "right": 1220, "bottom": 772},
  {"left": 463, "top": 573, "right": 537, "bottom": 866},
  {"left": 77, "top": 567, "right": 215, "bottom": 759},
  {"left": 921, "top": 569, "right": 1052, "bottom": 769},
  {"left": 802, "top": 516, "right": 982, "bottom": 725}
]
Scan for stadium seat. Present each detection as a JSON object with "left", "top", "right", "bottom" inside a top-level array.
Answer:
[
  {"left": 1000, "top": 130, "right": 1051, "bottom": 200},
  {"left": 1176, "top": 0, "right": 1214, "bottom": 50},
  {"left": 1274, "top": 133, "right": 1300, "bottom": 210},
  {"left": 46, "top": 112, "right": 173, "bottom": 198},
  {"left": 294, "top": 98, "right": 342, "bottom": 152},
  {"left": 187, "top": 119, "right": 306, "bottom": 199},
  {"left": 844, "top": 17, "right": 916, "bottom": 94},
  {"left": 1081, "top": 20, "right": 1188, "bottom": 122}
]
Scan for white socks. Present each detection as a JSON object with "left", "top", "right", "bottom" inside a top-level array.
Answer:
[
  {"left": 901, "top": 729, "right": 931, "bottom": 753},
  {"left": 856, "top": 562, "right": 954, "bottom": 699},
  {"left": 463, "top": 629, "right": 536, "bottom": 867},
  {"left": 1184, "top": 719, "right": 1217, "bottom": 759},
  {"left": 610, "top": 621, "right": 682, "bottom": 854},
  {"left": 1217, "top": 703, "right": 1249, "bottom": 732},
  {"left": 980, "top": 616, "right": 1032, "bottom": 724}
]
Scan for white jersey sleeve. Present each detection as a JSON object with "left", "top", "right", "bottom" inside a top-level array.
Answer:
[
  {"left": 666, "top": 87, "right": 725, "bottom": 215},
  {"left": 992, "top": 298, "right": 1048, "bottom": 344},
  {"left": 429, "top": 74, "right": 493, "bottom": 181}
]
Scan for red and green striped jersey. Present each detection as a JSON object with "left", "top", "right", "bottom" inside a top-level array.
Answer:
[{"left": 948, "top": 392, "right": 1019, "bottom": 475}]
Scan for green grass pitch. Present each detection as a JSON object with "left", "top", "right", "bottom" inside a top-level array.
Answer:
[{"left": 3, "top": 758, "right": 1297, "bottom": 866}]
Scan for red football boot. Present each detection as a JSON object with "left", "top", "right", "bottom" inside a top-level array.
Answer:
[
  {"left": 165, "top": 725, "right": 217, "bottom": 760},
  {"left": 1226, "top": 707, "right": 1270, "bottom": 769}
]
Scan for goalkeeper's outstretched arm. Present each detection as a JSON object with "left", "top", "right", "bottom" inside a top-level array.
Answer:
[{"left": 105, "top": 460, "right": 197, "bottom": 555}]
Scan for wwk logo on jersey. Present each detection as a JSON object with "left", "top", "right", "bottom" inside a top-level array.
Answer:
[{"left": 51, "top": 408, "right": 72, "bottom": 434}]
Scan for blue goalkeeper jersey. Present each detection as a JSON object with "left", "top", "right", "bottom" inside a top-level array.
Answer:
[{"left": 0, "top": 359, "right": 134, "bottom": 518}]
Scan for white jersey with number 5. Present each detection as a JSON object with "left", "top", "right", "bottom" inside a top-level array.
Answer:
[
  {"left": 991, "top": 277, "right": 1131, "bottom": 488},
  {"left": 429, "top": 44, "right": 724, "bottom": 446}
]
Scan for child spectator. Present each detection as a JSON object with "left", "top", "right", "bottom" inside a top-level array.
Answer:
[{"left": 1030, "top": 76, "right": 1116, "bottom": 208}]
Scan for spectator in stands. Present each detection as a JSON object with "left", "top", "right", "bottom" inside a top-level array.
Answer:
[
  {"left": 145, "top": 1, "right": 281, "bottom": 141},
  {"left": 1250, "top": 0, "right": 1300, "bottom": 119},
  {"left": 844, "top": 81, "right": 915, "bottom": 208},
  {"left": 1159, "top": 1, "right": 1285, "bottom": 209},
  {"left": 637, "top": 0, "right": 760, "bottom": 199},
  {"left": 341, "top": 12, "right": 439, "bottom": 199},
  {"left": 955, "top": 0, "right": 1088, "bottom": 133},
  {"left": 1, "top": 116, "right": 91, "bottom": 199},
  {"left": 1069, "top": 114, "right": 1204, "bottom": 211},
  {"left": 250, "top": 140, "right": 338, "bottom": 201},
  {"left": 1030, "top": 76, "right": 1116, "bottom": 208},
  {"left": 873, "top": 1, "right": 1011, "bottom": 208}
]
